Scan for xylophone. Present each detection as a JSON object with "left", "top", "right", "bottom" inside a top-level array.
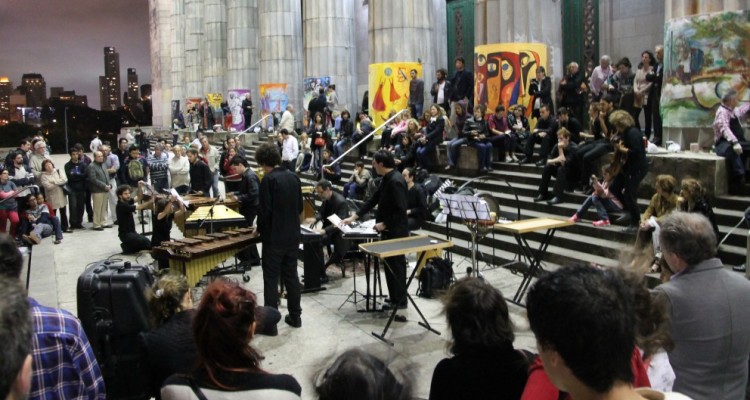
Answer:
[{"left": 151, "top": 228, "right": 259, "bottom": 286}]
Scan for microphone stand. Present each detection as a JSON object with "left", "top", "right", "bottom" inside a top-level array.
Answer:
[{"left": 197, "top": 196, "right": 221, "bottom": 234}]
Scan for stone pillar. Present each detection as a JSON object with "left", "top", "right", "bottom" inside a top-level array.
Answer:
[
  {"left": 303, "top": 0, "right": 356, "bottom": 113},
  {"left": 258, "top": 0, "right": 304, "bottom": 112},
  {"left": 475, "top": 0, "right": 563, "bottom": 78},
  {"left": 369, "top": 0, "right": 440, "bottom": 113},
  {"left": 184, "top": 0, "right": 205, "bottom": 98},
  {"left": 171, "top": 0, "right": 186, "bottom": 105},
  {"left": 354, "top": 3, "right": 369, "bottom": 108},
  {"left": 203, "top": 0, "right": 227, "bottom": 95},
  {"left": 149, "top": 0, "right": 173, "bottom": 127},
  {"left": 227, "top": 0, "right": 259, "bottom": 93}
]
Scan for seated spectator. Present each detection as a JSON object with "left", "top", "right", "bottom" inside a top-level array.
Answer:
[
  {"left": 333, "top": 110, "right": 354, "bottom": 158},
  {"left": 556, "top": 107, "right": 582, "bottom": 144},
  {"left": 678, "top": 178, "right": 718, "bottom": 239},
  {"left": 280, "top": 129, "right": 299, "bottom": 171},
  {"left": 463, "top": 105, "right": 494, "bottom": 172},
  {"left": 394, "top": 134, "right": 417, "bottom": 171},
  {"left": 19, "top": 194, "right": 62, "bottom": 245},
  {"left": 575, "top": 100, "right": 613, "bottom": 192},
  {"left": 712, "top": 89, "right": 750, "bottom": 194},
  {"left": 320, "top": 149, "right": 341, "bottom": 182},
  {"left": 635, "top": 174, "right": 678, "bottom": 256},
  {"left": 526, "top": 265, "right": 689, "bottom": 399},
  {"left": 518, "top": 105, "right": 558, "bottom": 166},
  {"left": 0, "top": 275, "right": 32, "bottom": 400},
  {"left": 533, "top": 128, "right": 579, "bottom": 205},
  {"left": 488, "top": 105, "right": 518, "bottom": 163},
  {"left": 160, "top": 278, "right": 300, "bottom": 399},
  {"left": 0, "top": 235, "right": 105, "bottom": 399},
  {"left": 295, "top": 132, "right": 313, "bottom": 172},
  {"left": 116, "top": 183, "right": 153, "bottom": 254},
  {"left": 402, "top": 168, "right": 427, "bottom": 231},
  {"left": 0, "top": 168, "right": 20, "bottom": 239},
  {"left": 352, "top": 113, "right": 374, "bottom": 159},
  {"left": 654, "top": 212, "right": 750, "bottom": 399},
  {"left": 315, "top": 348, "right": 413, "bottom": 400},
  {"left": 343, "top": 161, "right": 371, "bottom": 200},
  {"left": 416, "top": 105, "right": 447, "bottom": 170},
  {"left": 429, "top": 277, "right": 528, "bottom": 400},
  {"left": 31, "top": 192, "right": 64, "bottom": 242},
  {"left": 569, "top": 164, "right": 623, "bottom": 226}
]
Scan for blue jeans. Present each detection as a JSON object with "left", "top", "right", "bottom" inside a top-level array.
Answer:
[
  {"left": 334, "top": 138, "right": 350, "bottom": 158},
  {"left": 474, "top": 141, "right": 493, "bottom": 169},
  {"left": 447, "top": 137, "right": 468, "bottom": 166},
  {"left": 576, "top": 194, "right": 622, "bottom": 221},
  {"left": 416, "top": 142, "right": 437, "bottom": 169},
  {"left": 410, "top": 104, "right": 423, "bottom": 121},
  {"left": 343, "top": 182, "right": 362, "bottom": 199}
]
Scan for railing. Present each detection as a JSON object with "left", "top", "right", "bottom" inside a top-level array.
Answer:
[
  {"left": 233, "top": 114, "right": 272, "bottom": 137},
  {"left": 324, "top": 109, "right": 408, "bottom": 169}
]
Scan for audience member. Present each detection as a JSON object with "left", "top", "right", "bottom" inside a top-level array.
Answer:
[
  {"left": 168, "top": 145, "right": 190, "bottom": 195},
  {"left": 654, "top": 212, "right": 750, "bottom": 399},
  {"left": 559, "top": 62, "right": 585, "bottom": 123},
  {"left": 589, "top": 55, "right": 614, "bottom": 101},
  {"left": 160, "top": 278, "right": 301, "bottom": 399},
  {"left": 334, "top": 110, "right": 353, "bottom": 158},
  {"left": 647, "top": 46, "right": 664, "bottom": 145},
  {"left": 606, "top": 58, "right": 636, "bottom": 120},
  {"left": 575, "top": 100, "right": 613, "bottom": 192},
  {"left": 4, "top": 139, "right": 31, "bottom": 170},
  {"left": 677, "top": 178, "right": 718, "bottom": 239},
  {"left": 199, "top": 137, "right": 221, "bottom": 198},
  {"left": 431, "top": 68, "right": 453, "bottom": 114},
  {"left": 429, "top": 277, "right": 528, "bottom": 400},
  {"left": 29, "top": 140, "right": 50, "bottom": 181},
  {"left": 416, "top": 105, "right": 446, "bottom": 170},
  {"left": 0, "top": 235, "right": 105, "bottom": 399},
  {"left": 533, "top": 128, "right": 579, "bottom": 205},
  {"left": 556, "top": 107, "right": 582, "bottom": 144},
  {"left": 529, "top": 66, "right": 553, "bottom": 118},
  {"left": 343, "top": 161, "right": 371, "bottom": 200},
  {"left": 488, "top": 105, "right": 517, "bottom": 163},
  {"left": 569, "top": 164, "right": 623, "bottom": 226},
  {"left": 39, "top": 159, "right": 70, "bottom": 232},
  {"left": 280, "top": 129, "right": 299, "bottom": 171},
  {"left": 0, "top": 275, "right": 32, "bottom": 400},
  {"left": 635, "top": 174, "right": 678, "bottom": 256},
  {"left": 19, "top": 194, "right": 62, "bottom": 245},
  {"left": 320, "top": 149, "right": 341, "bottom": 182},
  {"left": 64, "top": 147, "right": 89, "bottom": 230},
  {"left": 608, "top": 110, "right": 648, "bottom": 233},
  {"left": 315, "top": 348, "right": 413, "bottom": 400},
  {"left": 634, "top": 51, "right": 656, "bottom": 137},
  {"left": 408, "top": 69, "right": 425, "bottom": 118},
  {"left": 518, "top": 104, "right": 558, "bottom": 165},
  {"left": 713, "top": 89, "right": 750, "bottom": 194},
  {"left": 0, "top": 168, "right": 20, "bottom": 239},
  {"left": 7, "top": 152, "right": 34, "bottom": 190},
  {"left": 148, "top": 144, "right": 170, "bottom": 195},
  {"left": 101, "top": 145, "right": 120, "bottom": 225},
  {"left": 87, "top": 151, "right": 111, "bottom": 231}
]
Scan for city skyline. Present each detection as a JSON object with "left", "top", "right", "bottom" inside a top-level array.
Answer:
[{"left": 0, "top": 0, "right": 150, "bottom": 110}]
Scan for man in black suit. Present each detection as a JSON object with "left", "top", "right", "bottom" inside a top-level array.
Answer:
[
  {"left": 307, "top": 88, "right": 327, "bottom": 125},
  {"left": 241, "top": 93, "right": 254, "bottom": 130},
  {"left": 450, "top": 56, "right": 474, "bottom": 118},
  {"left": 646, "top": 45, "right": 664, "bottom": 145},
  {"left": 341, "top": 150, "right": 408, "bottom": 310},
  {"left": 255, "top": 143, "right": 303, "bottom": 328},
  {"left": 519, "top": 105, "right": 559, "bottom": 166},
  {"left": 313, "top": 180, "right": 350, "bottom": 281},
  {"left": 226, "top": 156, "right": 260, "bottom": 267}
]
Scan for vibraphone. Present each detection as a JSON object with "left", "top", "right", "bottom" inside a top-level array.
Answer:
[
  {"left": 174, "top": 195, "right": 241, "bottom": 237},
  {"left": 151, "top": 228, "right": 259, "bottom": 286}
]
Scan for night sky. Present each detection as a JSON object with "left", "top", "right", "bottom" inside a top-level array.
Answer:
[{"left": 0, "top": 0, "right": 151, "bottom": 109}]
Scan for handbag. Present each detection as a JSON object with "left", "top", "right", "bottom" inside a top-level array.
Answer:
[{"left": 314, "top": 137, "right": 325, "bottom": 147}]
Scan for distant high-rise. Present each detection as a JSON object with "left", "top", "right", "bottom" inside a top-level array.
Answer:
[
  {"left": 21, "top": 73, "right": 46, "bottom": 107},
  {"left": 49, "top": 87, "right": 88, "bottom": 108},
  {"left": 99, "top": 46, "right": 121, "bottom": 110},
  {"left": 50, "top": 86, "right": 64, "bottom": 98},
  {"left": 126, "top": 68, "right": 140, "bottom": 108},
  {"left": 0, "top": 77, "right": 12, "bottom": 124}
]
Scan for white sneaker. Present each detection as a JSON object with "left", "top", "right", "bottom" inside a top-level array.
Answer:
[{"left": 504, "top": 156, "right": 513, "bottom": 163}]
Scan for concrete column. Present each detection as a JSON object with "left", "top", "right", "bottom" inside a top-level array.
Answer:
[
  {"left": 184, "top": 0, "right": 205, "bottom": 98},
  {"left": 368, "top": 0, "right": 439, "bottom": 112},
  {"left": 171, "top": 0, "right": 186, "bottom": 104},
  {"left": 354, "top": 3, "right": 369, "bottom": 108},
  {"left": 475, "top": 0, "right": 563, "bottom": 78},
  {"left": 227, "top": 0, "right": 259, "bottom": 93},
  {"left": 203, "top": 0, "right": 227, "bottom": 95},
  {"left": 303, "top": 0, "right": 357, "bottom": 113},
  {"left": 149, "top": 0, "right": 172, "bottom": 127},
  {"left": 258, "top": 0, "right": 304, "bottom": 111}
]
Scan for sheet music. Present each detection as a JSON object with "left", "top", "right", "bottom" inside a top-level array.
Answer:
[
  {"left": 170, "top": 188, "right": 190, "bottom": 207},
  {"left": 436, "top": 193, "right": 491, "bottom": 220},
  {"left": 328, "top": 215, "right": 377, "bottom": 235}
]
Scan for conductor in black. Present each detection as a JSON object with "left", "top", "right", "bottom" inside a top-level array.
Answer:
[
  {"left": 341, "top": 149, "right": 409, "bottom": 310},
  {"left": 254, "top": 143, "right": 304, "bottom": 328}
]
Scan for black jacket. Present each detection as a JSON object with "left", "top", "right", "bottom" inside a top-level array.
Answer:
[
  {"left": 463, "top": 117, "right": 489, "bottom": 141},
  {"left": 357, "top": 169, "right": 408, "bottom": 238},
  {"left": 189, "top": 159, "right": 213, "bottom": 194},
  {"left": 234, "top": 168, "right": 260, "bottom": 218},
  {"left": 559, "top": 117, "right": 582, "bottom": 143},
  {"left": 425, "top": 117, "right": 446, "bottom": 146},
  {"left": 406, "top": 184, "right": 428, "bottom": 225},
  {"left": 64, "top": 160, "right": 88, "bottom": 192},
  {"left": 560, "top": 69, "right": 585, "bottom": 106},
  {"left": 529, "top": 76, "right": 553, "bottom": 110},
  {"left": 431, "top": 80, "right": 455, "bottom": 107},
  {"left": 451, "top": 69, "right": 474, "bottom": 102},
  {"left": 258, "top": 167, "right": 302, "bottom": 248},
  {"left": 319, "top": 191, "right": 349, "bottom": 236}
]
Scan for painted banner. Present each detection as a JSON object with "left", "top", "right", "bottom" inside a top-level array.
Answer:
[
  {"left": 303, "top": 77, "right": 330, "bottom": 111},
  {"left": 662, "top": 10, "right": 750, "bottom": 127},
  {"left": 259, "top": 83, "right": 288, "bottom": 131},
  {"left": 369, "top": 62, "right": 422, "bottom": 126},
  {"left": 227, "top": 89, "right": 250, "bottom": 131},
  {"left": 474, "top": 43, "right": 548, "bottom": 125}
]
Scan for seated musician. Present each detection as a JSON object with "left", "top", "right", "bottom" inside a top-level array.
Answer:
[
  {"left": 313, "top": 180, "right": 351, "bottom": 282},
  {"left": 402, "top": 167, "right": 427, "bottom": 231},
  {"left": 151, "top": 195, "right": 186, "bottom": 270},
  {"left": 226, "top": 156, "right": 261, "bottom": 267},
  {"left": 116, "top": 183, "right": 154, "bottom": 254}
]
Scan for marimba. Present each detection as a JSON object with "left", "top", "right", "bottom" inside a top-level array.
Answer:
[
  {"left": 183, "top": 205, "right": 247, "bottom": 235},
  {"left": 174, "top": 195, "right": 241, "bottom": 236},
  {"left": 151, "top": 228, "right": 259, "bottom": 286}
]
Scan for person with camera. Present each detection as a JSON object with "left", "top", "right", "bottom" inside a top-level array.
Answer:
[{"left": 528, "top": 66, "right": 553, "bottom": 118}]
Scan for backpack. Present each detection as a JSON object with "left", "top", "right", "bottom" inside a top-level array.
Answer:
[
  {"left": 128, "top": 159, "right": 144, "bottom": 181},
  {"left": 417, "top": 257, "right": 453, "bottom": 299}
]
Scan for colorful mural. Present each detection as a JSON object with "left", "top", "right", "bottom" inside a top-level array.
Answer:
[
  {"left": 259, "top": 83, "right": 289, "bottom": 130},
  {"left": 662, "top": 10, "right": 750, "bottom": 127},
  {"left": 303, "top": 77, "right": 331, "bottom": 111},
  {"left": 369, "top": 62, "right": 422, "bottom": 126},
  {"left": 474, "top": 43, "right": 548, "bottom": 123},
  {"left": 227, "top": 89, "right": 250, "bottom": 131}
]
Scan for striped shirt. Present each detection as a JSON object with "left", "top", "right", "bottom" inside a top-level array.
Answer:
[
  {"left": 28, "top": 297, "right": 105, "bottom": 400},
  {"left": 713, "top": 103, "right": 750, "bottom": 143}
]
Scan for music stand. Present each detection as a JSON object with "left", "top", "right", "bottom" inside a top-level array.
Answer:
[{"left": 438, "top": 193, "right": 493, "bottom": 278}]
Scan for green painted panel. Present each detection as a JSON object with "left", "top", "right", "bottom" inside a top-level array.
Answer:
[{"left": 446, "top": 0, "right": 475, "bottom": 76}]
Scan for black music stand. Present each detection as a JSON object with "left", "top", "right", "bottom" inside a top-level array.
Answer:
[{"left": 439, "top": 193, "right": 492, "bottom": 279}]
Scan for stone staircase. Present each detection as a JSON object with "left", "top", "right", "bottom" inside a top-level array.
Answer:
[{"left": 228, "top": 138, "right": 748, "bottom": 272}]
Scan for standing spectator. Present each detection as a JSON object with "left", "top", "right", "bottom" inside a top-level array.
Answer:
[
  {"left": 64, "top": 148, "right": 88, "bottom": 230},
  {"left": 242, "top": 93, "right": 254, "bottom": 129},
  {"left": 4, "top": 139, "right": 31, "bottom": 170},
  {"left": 101, "top": 145, "right": 119, "bottom": 224},
  {"left": 431, "top": 68, "right": 453, "bottom": 113},
  {"left": 326, "top": 85, "right": 339, "bottom": 124},
  {"left": 280, "top": 129, "right": 299, "bottom": 171},
  {"left": 87, "top": 151, "right": 111, "bottom": 231},
  {"left": 0, "top": 168, "right": 20, "bottom": 239},
  {"left": 89, "top": 134, "right": 102, "bottom": 154},
  {"left": 518, "top": 104, "right": 559, "bottom": 166},
  {"left": 187, "top": 149, "right": 212, "bottom": 197},
  {"left": 528, "top": 66, "right": 553, "bottom": 118},
  {"left": 29, "top": 140, "right": 50, "bottom": 181},
  {"left": 647, "top": 45, "right": 665, "bottom": 145},
  {"left": 279, "top": 104, "right": 295, "bottom": 134},
  {"left": 121, "top": 145, "right": 148, "bottom": 201},
  {"left": 147, "top": 144, "right": 170, "bottom": 195},
  {"left": 416, "top": 105, "right": 446, "bottom": 170},
  {"left": 654, "top": 212, "right": 750, "bottom": 399},
  {"left": 8, "top": 153, "right": 34, "bottom": 190},
  {"left": 634, "top": 51, "right": 656, "bottom": 134},
  {"left": 609, "top": 110, "right": 648, "bottom": 233},
  {"left": 713, "top": 89, "right": 750, "bottom": 194},
  {"left": 39, "top": 160, "right": 70, "bottom": 232},
  {"left": 450, "top": 56, "right": 474, "bottom": 121},
  {"left": 168, "top": 145, "right": 190, "bottom": 195},
  {"left": 309, "top": 112, "right": 328, "bottom": 172},
  {"left": 75, "top": 144, "right": 95, "bottom": 224},
  {"left": 429, "top": 278, "right": 528, "bottom": 400},
  {"left": 199, "top": 137, "right": 221, "bottom": 198},
  {"left": 559, "top": 62, "right": 585, "bottom": 123},
  {"left": 308, "top": 88, "right": 327, "bottom": 127},
  {"left": 343, "top": 161, "right": 371, "bottom": 200},
  {"left": 116, "top": 184, "right": 153, "bottom": 254},
  {"left": 606, "top": 58, "right": 636, "bottom": 120},
  {"left": 220, "top": 147, "right": 240, "bottom": 193},
  {"left": 533, "top": 128, "right": 580, "bottom": 205},
  {"left": 255, "top": 143, "right": 303, "bottom": 328},
  {"left": 408, "top": 69, "right": 425, "bottom": 119},
  {"left": 112, "top": 138, "right": 130, "bottom": 183},
  {"left": 589, "top": 55, "right": 614, "bottom": 101}
]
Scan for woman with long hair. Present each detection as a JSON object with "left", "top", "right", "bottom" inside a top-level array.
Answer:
[
  {"left": 160, "top": 278, "right": 298, "bottom": 399},
  {"left": 634, "top": 51, "right": 656, "bottom": 135},
  {"left": 39, "top": 159, "right": 70, "bottom": 232},
  {"left": 608, "top": 110, "right": 648, "bottom": 233}
]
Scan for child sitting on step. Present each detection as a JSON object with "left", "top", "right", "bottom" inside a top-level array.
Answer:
[{"left": 569, "top": 165, "right": 623, "bottom": 226}]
